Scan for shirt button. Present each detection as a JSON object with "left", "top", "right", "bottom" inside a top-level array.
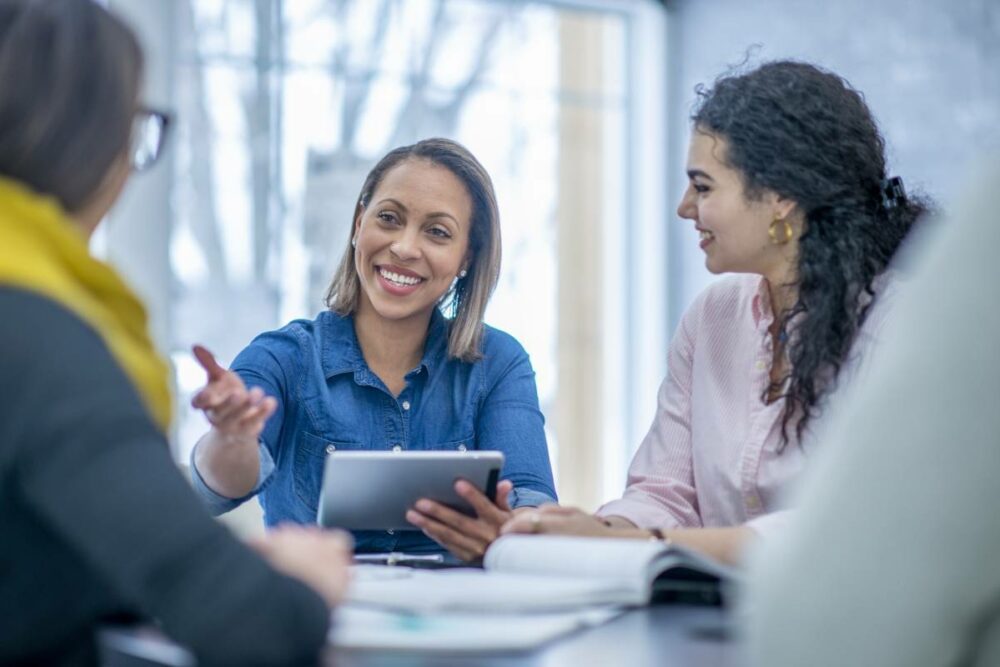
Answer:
[
  {"left": 392, "top": 444, "right": 403, "bottom": 452},
  {"left": 747, "top": 496, "right": 761, "bottom": 510},
  {"left": 457, "top": 443, "right": 467, "bottom": 452},
  {"left": 401, "top": 400, "right": 411, "bottom": 411},
  {"left": 756, "top": 360, "right": 767, "bottom": 371},
  {"left": 325, "top": 444, "right": 336, "bottom": 454}
]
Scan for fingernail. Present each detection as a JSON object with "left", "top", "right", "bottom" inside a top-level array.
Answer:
[{"left": 416, "top": 500, "right": 432, "bottom": 512}]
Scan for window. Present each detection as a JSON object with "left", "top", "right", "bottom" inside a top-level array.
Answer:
[{"left": 111, "top": 0, "right": 667, "bottom": 511}]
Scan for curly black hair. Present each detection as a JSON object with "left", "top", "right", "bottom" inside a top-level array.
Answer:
[{"left": 691, "top": 60, "right": 930, "bottom": 449}]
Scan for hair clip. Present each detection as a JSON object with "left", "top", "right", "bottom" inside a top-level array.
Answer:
[{"left": 880, "top": 176, "right": 906, "bottom": 210}]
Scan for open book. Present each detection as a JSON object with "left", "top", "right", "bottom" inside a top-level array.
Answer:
[
  {"left": 486, "top": 534, "right": 737, "bottom": 605},
  {"left": 346, "top": 534, "right": 738, "bottom": 614}
]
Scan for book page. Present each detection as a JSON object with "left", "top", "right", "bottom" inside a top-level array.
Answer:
[
  {"left": 484, "top": 535, "right": 669, "bottom": 600},
  {"left": 347, "top": 566, "right": 640, "bottom": 612},
  {"left": 330, "top": 606, "right": 625, "bottom": 652}
]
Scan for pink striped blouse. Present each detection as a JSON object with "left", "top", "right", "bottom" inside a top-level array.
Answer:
[{"left": 597, "top": 273, "right": 896, "bottom": 540}]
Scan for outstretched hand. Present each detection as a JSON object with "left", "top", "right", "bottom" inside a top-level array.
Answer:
[
  {"left": 190, "top": 344, "right": 276, "bottom": 441},
  {"left": 406, "top": 479, "right": 526, "bottom": 562}
]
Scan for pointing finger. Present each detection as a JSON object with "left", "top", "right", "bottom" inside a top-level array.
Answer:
[{"left": 192, "top": 344, "right": 227, "bottom": 381}]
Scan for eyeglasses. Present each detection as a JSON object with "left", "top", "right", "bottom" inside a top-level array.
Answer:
[{"left": 131, "top": 106, "right": 172, "bottom": 172}]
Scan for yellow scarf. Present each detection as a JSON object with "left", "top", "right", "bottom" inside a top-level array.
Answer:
[{"left": 0, "top": 177, "right": 172, "bottom": 432}]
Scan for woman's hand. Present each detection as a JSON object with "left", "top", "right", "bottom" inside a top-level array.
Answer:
[
  {"left": 502, "top": 507, "right": 754, "bottom": 565},
  {"left": 190, "top": 344, "right": 276, "bottom": 443},
  {"left": 248, "top": 524, "right": 353, "bottom": 609},
  {"left": 501, "top": 505, "right": 622, "bottom": 538},
  {"left": 406, "top": 479, "right": 525, "bottom": 562}
]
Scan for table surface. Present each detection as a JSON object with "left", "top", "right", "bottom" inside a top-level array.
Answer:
[
  {"left": 324, "top": 605, "right": 740, "bottom": 667},
  {"left": 102, "top": 605, "right": 742, "bottom": 667}
]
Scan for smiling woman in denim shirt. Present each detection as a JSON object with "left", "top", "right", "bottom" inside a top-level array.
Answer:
[{"left": 189, "top": 138, "right": 557, "bottom": 561}]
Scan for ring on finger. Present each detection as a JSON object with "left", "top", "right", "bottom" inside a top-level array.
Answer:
[{"left": 529, "top": 512, "right": 541, "bottom": 534}]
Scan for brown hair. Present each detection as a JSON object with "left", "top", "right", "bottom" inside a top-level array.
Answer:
[
  {"left": 0, "top": 0, "right": 143, "bottom": 212},
  {"left": 325, "top": 138, "right": 501, "bottom": 362}
]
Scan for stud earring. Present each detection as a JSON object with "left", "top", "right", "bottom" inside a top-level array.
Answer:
[
  {"left": 351, "top": 238, "right": 357, "bottom": 248},
  {"left": 458, "top": 269, "right": 468, "bottom": 279}
]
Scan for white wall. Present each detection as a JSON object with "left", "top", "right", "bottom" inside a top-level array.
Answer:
[{"left": 664, "top": 0, "right": 1000, "bottom": 329}]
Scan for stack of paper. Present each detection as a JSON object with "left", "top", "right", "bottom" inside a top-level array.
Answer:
[
  {"left": 346, "top": 565, "right": 641, "bottom": 613},
  {"left": 330, "top": 606, "right": 623, "bottom": 652},
  {"left": 331, "top": 536, "right": 735, "bottom": 652}
]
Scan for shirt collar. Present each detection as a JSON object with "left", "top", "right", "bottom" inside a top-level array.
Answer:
[
  {"left": 750, "top": 275, "right": 774, "bottom": 330},
  {"left": 419, "top": 308, "right": 449, "bottom": 376},
  {"left": 319, "top": 307, "right": 450, "bottom": 379}
]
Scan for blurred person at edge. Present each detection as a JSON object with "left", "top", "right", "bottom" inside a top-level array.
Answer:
[
  {"left": 0, "top": 1, "right": 350, "bottom": 664},
  {"left": 747, "top": 156, "right": 1000, "bottom": 666}
]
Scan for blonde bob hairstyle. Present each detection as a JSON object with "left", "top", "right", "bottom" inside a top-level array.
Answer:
[{"left": 324, "top": 138, "right": 501, "bottom": 362}]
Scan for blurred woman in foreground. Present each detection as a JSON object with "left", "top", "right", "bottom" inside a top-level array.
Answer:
[{"left": 0, "top": 1, "right": 349, "bottom": 664}]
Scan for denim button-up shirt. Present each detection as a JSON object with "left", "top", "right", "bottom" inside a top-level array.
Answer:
[{"left": 191, "top": 308, "right": 557, "bottom": 554}]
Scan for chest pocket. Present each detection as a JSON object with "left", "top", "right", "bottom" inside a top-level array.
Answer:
[
  {"left": 428, "top": 434, "right": 476, "bottom": 452},
  {"left": 292, "top": 431, "right": 362, "bottom": 512}
]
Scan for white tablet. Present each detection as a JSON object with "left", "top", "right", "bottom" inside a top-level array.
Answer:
[{"left": 317, "top": 450, "right": 504, "bottom": 531}]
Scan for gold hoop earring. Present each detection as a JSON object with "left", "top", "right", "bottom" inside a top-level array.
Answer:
[{"left": 768, "top": 217, "right": 793, "bottom": 245}]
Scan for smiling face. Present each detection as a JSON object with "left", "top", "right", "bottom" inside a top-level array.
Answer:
[
  {"left": 677, "top": 129, "right": 799, "bottom": 280},
  {"left": 352, "top": 158, "right": 472, "bottom": 327}
]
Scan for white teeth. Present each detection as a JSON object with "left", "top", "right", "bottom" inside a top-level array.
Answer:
[
  {"left": 699, "top": 230, "right": 715, "bottom": 241},
  {"left": 379, "top": 268, "right": 422, "bottom": 286}
]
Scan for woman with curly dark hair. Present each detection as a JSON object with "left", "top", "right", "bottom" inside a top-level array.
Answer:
[{"left": 503, "top": 59, "right": 930, "bottom": 565}]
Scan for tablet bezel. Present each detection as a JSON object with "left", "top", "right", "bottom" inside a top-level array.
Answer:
[{"left": 317, "top": 450, "right": 505, "bottom": 531}]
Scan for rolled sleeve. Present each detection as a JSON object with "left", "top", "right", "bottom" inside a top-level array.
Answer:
[
  {"left": 189, "top": 441, "right": 276, "bottom": 516},
  {"left": 509, "top": 486, "right": 557, "bottom": 509},
  {"left": 595, "top": 494, "right": 686, "bottom": 530}
]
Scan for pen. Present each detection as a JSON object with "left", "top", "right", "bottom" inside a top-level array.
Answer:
[{"left": 354, "top": 552, "right": 445, "bottom": 566}]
